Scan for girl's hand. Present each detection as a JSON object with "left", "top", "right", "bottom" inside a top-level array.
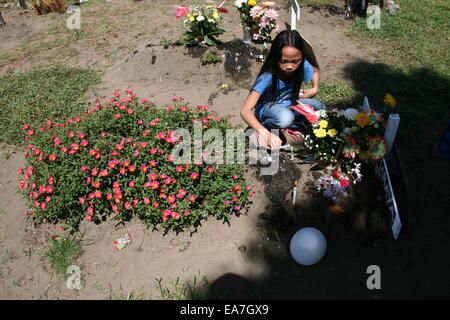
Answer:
[
  {"left": 258, "top": 129, "right": 282, "bottom": 151},
  {"left": 299, "top": 87, "right": 319, "bottom": 99}
]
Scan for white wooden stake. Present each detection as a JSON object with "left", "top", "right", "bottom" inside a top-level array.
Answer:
[
  {"left": 384, "top": 114, "right": 400, "bottom": 160},
  {"left": 291, "top": 0, "right": 300, "bottom": 31}
]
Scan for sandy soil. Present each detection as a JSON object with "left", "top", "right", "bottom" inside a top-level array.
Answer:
[{"left": 1, "top": 0, "right": 449, "bottom": 300}]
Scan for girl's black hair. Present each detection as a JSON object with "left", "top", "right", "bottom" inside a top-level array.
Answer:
[{"left": 257, "top": 30, "right": 319, "bottom": 104}]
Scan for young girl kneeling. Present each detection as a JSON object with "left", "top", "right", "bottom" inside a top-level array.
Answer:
[{"left": 240, "top": 30, "right": 327, "bottom": 150}]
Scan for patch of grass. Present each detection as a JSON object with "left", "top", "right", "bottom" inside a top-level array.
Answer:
[
  {"left": 0, "top": 65, "right": 100, "bottom": 145},
  {"left": 349, "top": 0, "right": 450, "bottom": 141},
  {"left": 351, "top": 0, "right": 450, "bottom": 76},
  {"left": 156, "top": 273, "right": 208, "bottom": 300},
  {"left": 44, "top": 237, "right": 83, "bottom": 279},
  {"left": 201, "top": 49, "right": 222, "bottom": 65},
  {"left": 108, "top": 288, "right": 150, "bottom": 300}
]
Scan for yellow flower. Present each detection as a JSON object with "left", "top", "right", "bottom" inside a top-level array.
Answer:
[
  {"left": 354, "top": 113, "right": 371, "bottom": 127},
  {"left": 352, "top": 126, "right": 360, "bottom": 132},
  {"left": 384, "top": 93, "right": 397, "bottom": 108},
  {"left": 314, "top": 128, "right": 327, "bottom": 138},
  {"left": 328, "top": 129, "right": 338, "bottom": 137},
  {"left": 213, "top": 11, "right": 219, "bottom": 20},
  {"left": 319, "top": 120, "right": 328, "bottom": 129},
  {"left": 248, "top": 0, "right": 257, "bottom": 6}
]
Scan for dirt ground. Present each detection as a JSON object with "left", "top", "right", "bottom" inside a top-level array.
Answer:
[{"left": 1, "top": 0, "right": 449, "bottom": 300}]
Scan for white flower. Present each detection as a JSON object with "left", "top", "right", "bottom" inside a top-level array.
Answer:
[
  {"left": 343, "top": 108, "right": 359, "bottom": 120},
  {"left": 343, "top": 127, "right": 352, "bottom": 134},
  {"left": 208, "top": 18, "right": 215, "bottom": 23},
  {"left": 197, "top": 15, "right": 205, "bottom": 21},
  {"left": 234, "top": 0, "right": 246, "bottom": 8}
]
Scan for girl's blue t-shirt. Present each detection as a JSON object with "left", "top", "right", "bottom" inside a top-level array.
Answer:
[{"left": 252, "top": 60, "right": 314, "bottom": 119}]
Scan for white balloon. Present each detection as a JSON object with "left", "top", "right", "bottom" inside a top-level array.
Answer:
[{"left": 290, "top": 227, "right": 327, "bottom": 266}]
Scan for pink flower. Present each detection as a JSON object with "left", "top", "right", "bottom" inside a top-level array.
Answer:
[
  {"left": 167, "top": 195, "right": 176, "bottom": 204},
  {"left": 167, "top": 105, "right": 173, "bottom": 111},
  {"left": 48, "top": 154, "right": 57, "bottom": 161},
  {"left": 68, "top": 131, "right": 75, "bottom": 138},
  {"left": 133, "top": 199, "right": 139, "bottom": 205},
  {"left": 112, "top": 204, "right": 119, "bottom": 212},
  {"left": 176, "top": 166, "right": 184, "bottom": 172},
  {"left": 232, "top": 196, "right": 238, "bottom": 202},
  {"left": 45, "top": 196, "right": 52, "bottom": 203},
  {"left": 143, "top": 197, "right": 151, "bottom": 205},
  {"left": 80, "top": 165, "right": 88, "bottom": 172},
  {"left": 340, "top": 179, "right": 349, "bottom": 188},
  {"left": 157, "top": 132, "right": 166, "bottom": 139},
  {"left": 128, "top": 181, "right": 135, "bottom": 188},
  {"left": 164, "top": 178, "right": 172, "bottom": 185},
  {"left": 107, "top": 193, "right": 113, "bottom": 200},
  {"left": 120, "top": 168, "right": 126, "bottom": 175},
  {"left": 224, "top": 200, "right": 230, "bottom": 205},
  {"left": 160, "top": 174, "right": 168, "bottom": 179},
  {"left": 250, "top": 192, "right": 255, "bottom": 197},
  {"left": 128, "top": 165, "right": 136, "bottom": 172},
  {"left": 189, "top": 195, "right": 196, "bottom": 202},
  {"left": 41, "top": 203, "right": 47, "bottom": 210},
  {"left": 86, "top": 177, "right": 92, "bottom": 185},
  {"left": 159, "top": 193, "right": 167, "bottom": 199},
  {"left": 137, "top": 119, "right": 144, "bottom": 125},
  {"left": 78, "top": 132, "right": 86, "bottom": 139},
  {"left": 163, "top": 209, "right": 172, "bottom": 217},
  {"left": 91, "top": 168, "right": 99, "bottom": 176},
  {"left": 127, "top": 109, "right": 134, "bottom": 115},
  {"left": 93, "top": 181, "right": 101, "bottom": 188},
  {"left": 171, "top": 212, "right": 180, "bottom": 220},
  {"left": 190, "top": 172, "right": 199, "bottom": 180},
  {"left": 180, "top": 106, "right": 188, "bottom": 112},
  {"left": 113, "top": 91, "right": 120, "bottom": 97},
  {"left": 152, "top": 202, "right": 160, "bottom": 209},
  {"left": 124, "top": 202, "right": 132, "bottom": 210},
  {"left": 149, "top": 173, "right": 158, "bottom": 180},
  {"left": 151, "top": 181, "right": 160, "bottom": 189},
  {"left": 167, "top": 155, "right": 174, "bottom": 162},
  {"left": 99, "top": 169, "right": 108, "bottom": 177},
  {"left": 233, "top": 174, "right": 239, "bottom": 180},
  {"left": 115, "top": 114, "right": 121, "bottom": 119},
  {"left": 149, "top": 160, "right": 157, "bottom": 167},
  {"left": 235, "top": 205, "right": 241, "bottom": 211},
  {"left": 85, "top": 214, "right": 92, "bottom": 222},
  {"left": 207, "top": 168, "right": 215, "bottom": 173},
  {"left": 140, "top": 142, "right": 148, "bottom": 148},
  {"left": 150, "top": 148, "right": 158, "bottom": 155},
  {"left": 80, "top": 140, "right": 89, "bottom": 147},
  {"left": 46, "top": 186, "right": 53, "bottom": 194},
  {"left": 58, "top": 226, "right": 64, "bottom": 231}
]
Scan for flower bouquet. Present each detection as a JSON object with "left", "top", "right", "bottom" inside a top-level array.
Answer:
[
  {"left": 249, "top": 2, "right": 279, "bottom": 46},
  {"left": 235, "top": 1, "right": 279, "bottom": 46},
  {"left": 300, "top": 102, "right": 390, "bottom": 204},
  {"left": 175, "top": 4, "right": 228, "bottom": 47}
]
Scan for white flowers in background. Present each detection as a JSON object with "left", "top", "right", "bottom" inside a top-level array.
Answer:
[
  {"left": 197, "top": 15, "right": 205, "bottom": 21},
  {"left": 350, "top": 162, "right": 363, "bottom": 184},
  {"left": 234, "top": 0, "right": 247, "bottom": 8},
  {"left": 343, "top": 108, "right": 359, "bottom": 121},
  {"left": 315, "top": 109, "right": 328, "bottom": 119},
  {"left": 343, "top": 127, "right": 352, "bottom": 135}
]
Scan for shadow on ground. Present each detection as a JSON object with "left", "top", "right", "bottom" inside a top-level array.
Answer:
[{"left": 204, "top": 60, "right": 450, "bottom": 299}]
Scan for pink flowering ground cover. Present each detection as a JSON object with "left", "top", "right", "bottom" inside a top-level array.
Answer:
[{"left": 18, "top": 90, "right": 254, "bottom": 232}]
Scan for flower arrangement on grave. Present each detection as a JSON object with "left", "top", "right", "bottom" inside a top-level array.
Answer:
[
  {"left": 235, "top": 1, "right": 279, "bottom": 46},
  {"left": 175, "top": 4, "right": 228, "bottom": 46},
  {"left": 249, "top": 1, "right": 279, "bottom": 46},
  {"left": 18, "top": 91, "right": 254, "bottom": 232},
  {"left": 300, "top": 97, "right": 396, "bottom": 204},
  {"left": 234, "top": 0, "right": 259, "bottom": 32}
]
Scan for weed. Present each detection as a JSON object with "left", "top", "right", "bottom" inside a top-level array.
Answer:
[
  {"left": 44, "top": 237, "right": 83, "bottom": 279},
  {"left": 156, "top": 273, "right": 208, "bottom": 300},
  {"left": 201, "top": 50, "right": 222, "bottom": 65}
]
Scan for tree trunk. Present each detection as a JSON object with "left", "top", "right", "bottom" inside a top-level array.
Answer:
[{"left": 0, "top": 12, "right": 6, "bottom": 28}]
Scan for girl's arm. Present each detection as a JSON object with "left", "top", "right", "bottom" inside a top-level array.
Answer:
[
  {"left": 300, "top": 66, "right": 320, "bottom": 99},
  {"left": 240, "top": 90, "right": 282, "bottom": 150}
]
